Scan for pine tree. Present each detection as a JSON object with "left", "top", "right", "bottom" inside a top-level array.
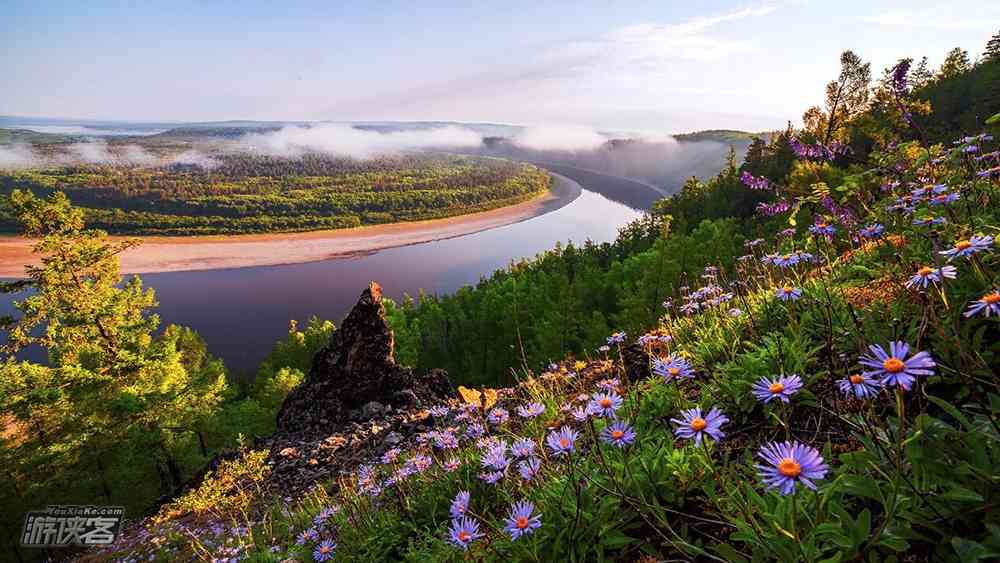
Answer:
[
  {"left": 985, "top": 30, "right": 1000, "bottom": 62},
  {"left": 938, "top": 47, "right": 971, "bottom": 79},
  {"left": 911, "top": 56, "right": 933, "bottom": 88},
  {"left": 0, "top": 190, "right": 227, "bottom": 515}
]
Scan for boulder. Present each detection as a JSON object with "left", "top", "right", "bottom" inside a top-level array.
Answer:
[{"left": 275, "top": 282, "right": 453, "bottom": 436}]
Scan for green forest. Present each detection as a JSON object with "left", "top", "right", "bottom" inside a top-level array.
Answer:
[
  {"left": 0, "top": 154, "right": 550, "bottom": 235},
  {"left": 2, "top": 33, "right": 1000, "bottom": 562}
]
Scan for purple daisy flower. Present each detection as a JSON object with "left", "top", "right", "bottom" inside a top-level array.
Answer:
[
  {"left": 775, "top": 286, "right": 802, "bottom": 301},
  {"left": 480, "top": 471, "right": 504, "bottom": 484},
  {"left": 755, "top": 441, "right": 829, "bottom": 495},
  {"left": 670, "top": 407, "right": 728, "bottom": 444},
  {"left": 296, "top": 527, "right": 319, "bottom": 545},
  {"left": 450, "top": 491, "right": 470, "bottom": 519},
  {"left": 313, "top": 506, "right": 337, "bottom": 526},
  {"left": 464, "top": 422, "right": 485, "bottom": 439},
  {"left": 858, "top": 223, "right": 885, "bottom": 239},
  {"left": 428, "top": 405, "right": 450, "bottom": 418},
  {"left": 448, "top": 517, "right": 483, "bottom": 550},
  {"left": 679, "top": 301, "right": 701, "bottom": 315},
  {"left": 546, "top": 426, "right": 579, "bottom": 457},
  {"left": 408, "top": 454, "right": 433, "bottom": 473},
  {"left": 929, "top": 192, "right": 960, "bottom": 206},
  {"left": 939, "top": 235, "right": 993, "bottom": 261},
  {"left": 600, "top": 420, "right": 637, "bottom": 448},
  {"left": 516, "top": 402, "right": 545, "bottom": 418},
  {"left": 809, "top": 220, "right": 837, "bottom": 237},
  {"left": 571, "top": 406, "right": 591, "bottom": 422},
  {"left": 442, "top": 457, "right": 461, "bottom": 472},
  {"left": 772, "top": 253, "right": 801, "bottom": 268},
  {"left": 511, "top": 438, "right": 536, "bottom": 458},
  {"left": 965, "top": 290, "right": 1000, "bottom": 317},
  {"left": 751, "top": 374, "right": 804, "bottom": 403},
  {"left": 487, "top": 408, "right": 510, "bottom": 425},
  {"left": 607, "top": 331, "right": 627, "bottom": 345},
  {"left": 480, "top": 443, "right": 511, "bottom": 472},
  {"left": 859, "top": 341, "right": 935, "bottom": 391},
  {"left": 588, "top": 392, "right": 623, "bottom": 418},
  {"left": 518, "top": 457, "right": 542, "bottom": 481},
  {"left": 912, "top": 216, "right": 947, "bottom": 227},
  {"left": 596, "top": 378, "right": 620, "bottom": 391},
  {"left": 381, "top": 448, "right": 402, "bottom": 465},
  {"left": 433, "top": 431, "right": 459, "bottom": 450},
  {"left": 313, "top": 539, "right": 336, "bottom": 562},
  {"left": 905, "top": 265, "right": 957, "bottom": 289},
  {"left": 837, "top": 373, "right": 882, "bottom": 399},
  {"left": 652, "top": 356, "right": 695, "bottom": 382},
  {"left": 505, "top": 500, "right": 542, "bottom": 540}
]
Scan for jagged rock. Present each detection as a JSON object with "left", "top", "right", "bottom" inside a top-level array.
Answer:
[
  {"left": 350, "top": 401, "right": 388, "bottom": 421},
  {"left": 275, "top": 281, "right": 454, "bottom": 436}
]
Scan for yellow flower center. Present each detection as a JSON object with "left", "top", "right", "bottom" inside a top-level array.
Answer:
[
  {"left": 782, "top": 254, "right": 792, "bottom": 260},
  {"left": 783, "top": 286, "right": 793, "bottom": 293},
  {"left": 849, "top": 374, "right": 864, "bottom": 385},
  {"left": 600, "top": 398, "right": 612, "bottom": 408},
  {"left": 516, "top": 516, "right": 529, "bottom": 529},
  {"left": 984, "top": 293, "right": 1000, "bottom": 305},
  {"left": 917, "top": 266, "right": 934, "bottom": 277},
  {"left": 611, "top": 430, "right": 625, "bottom": 439},
  {"left": 883, "top": 358, "right": 905, "bottom": 373},
  {"left": 668, "top": 367, "right": 680, "bottom": 376},
  {"left": 769, "top": 382, "right": 785, "bottom": 394},
  {"left": 320, "top": 546, "right": 332, "bottom": 554},
  {"left": 458, "top": 531, "right": 471, "bottom": 542},
  {"left": 777, "top": 458, "right": 802, "bottom": 478},
  {"left": 559, "top": 438, "right": 569, "bottom": 448},
  {"left": 690, "top": 417, "right": 707, "bottom": 431},
  {"left": 955, "top": 240, "right": 972, "bottom": 250}
]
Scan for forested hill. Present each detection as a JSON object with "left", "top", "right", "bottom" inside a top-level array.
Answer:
[{"left": 0, "top": 154, "right": 551, "bottom": 235}]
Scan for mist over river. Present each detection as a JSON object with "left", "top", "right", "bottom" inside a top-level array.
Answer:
[{"left": 1, "top": 165, "right": 654, "bottom": 374}]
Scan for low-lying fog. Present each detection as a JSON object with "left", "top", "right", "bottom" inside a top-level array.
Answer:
[{"left": 0, "top": 122, "right": 751, "bottom": 194}]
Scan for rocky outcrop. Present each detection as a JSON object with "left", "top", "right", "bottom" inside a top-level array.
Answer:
[{"left": 275, "top": 281, "right": 454, "bottom": 437}]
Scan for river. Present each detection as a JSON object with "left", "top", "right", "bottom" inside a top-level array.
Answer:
[{"left": 1, "top": 165, "right": 655, "bottom": 374}]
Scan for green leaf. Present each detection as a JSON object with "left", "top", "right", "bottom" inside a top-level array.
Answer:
[
  {"left": 952, "top": 537, "right": 988, "bottom": 562},
  {"left": 927, "top": 395, "right": 974, "bottom": 430},
  {"left": 941, "top": 487, "right": 985, "bottom": 503},
  {"left": 600, "top": 529, "right": 634, "bottom": 549},
  {"left": 711, "top": 542, "right": 749, "bottom": 563},
  {"left": 985, "top": 112, "right": 1000, "bottom": 125}
]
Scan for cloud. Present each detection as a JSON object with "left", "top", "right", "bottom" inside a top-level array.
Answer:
[
  {"left": 512, "top": 125, "right": 608, "bottom": 152},
  {"left": 241, "top": 124, "right": 484, "bottom": 158},
  {"left": 0, "top": 144, "right": 39, "bottom": 169},
  {"left": 862, "top": 6, "right": 1000, "bottom": 29},
  {"left": 318, "top": 1, "right": 785, "bottom": 129},
  {"left": 61, "top": 140, "right": 159, "bottom": 166},
  {"left": 545, "top": 1, "right": 780, "bottom": 68},
  {"left": 0, "top": 140, "right": 168, "bottom": 169},
  {"left": 168, "top": 149, "right": 219, "bottom": 169}
]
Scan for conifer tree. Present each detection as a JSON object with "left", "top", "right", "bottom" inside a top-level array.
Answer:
[
  {"left": 0, "top": 190, "right": 227, "bottom": 509},
  {"left": 985, "top": 30, "right": 1000, "bottom": 62}
]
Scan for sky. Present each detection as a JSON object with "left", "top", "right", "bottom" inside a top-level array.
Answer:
[{"left": 1, "top": 0, "right": 998, "bottom": 134}]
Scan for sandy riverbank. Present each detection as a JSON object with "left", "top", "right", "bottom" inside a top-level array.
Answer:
[{"left": 0, "top": 173, "right": 582, "bottom": 277}]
